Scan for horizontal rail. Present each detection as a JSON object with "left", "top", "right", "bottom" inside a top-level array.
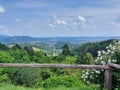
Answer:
[
  {"left": 108, "top": 63, "right": 120, "bottom": 69},
  {"left": 0, "top": 63, "right": 109, "bottom": 69}
]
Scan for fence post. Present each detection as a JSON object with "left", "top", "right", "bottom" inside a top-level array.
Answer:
[{"left": 104, "top": 65, "right": 112, "bottom": 90}]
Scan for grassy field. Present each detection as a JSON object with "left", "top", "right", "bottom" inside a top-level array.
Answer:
[{"left": 0, "top": 83, "right": 98, "bottom": 90}]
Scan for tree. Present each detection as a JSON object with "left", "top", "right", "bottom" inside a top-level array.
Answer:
[
  {"left": 32, "top": 51, "right": 51, "bottom": 63},
  {"left": 0, "top": 43, "right": 9, "bottom": 51},
  {"left": 11, "top": 44, "right": 21, "bottom": 50},
  {"left": 61, "top": 44, "right": 70, "bottom": 56},
  {"left": 76, "top": 53, "right": 94, "bottom": 64},
  {"left": 84, "top": 53, "right": 94, "bottom": 64},
  {"left": 24, "top": 46, "right": 35, "bottom": 56},
  {"left": 0, "top": 51, "right": 14, "bottom": 63},
  {"left": 9, "top": 50, "right": 30, "bottom": 63}
]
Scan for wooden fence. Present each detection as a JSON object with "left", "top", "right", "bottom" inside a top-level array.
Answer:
[{"left": 0, "top": 63, "right": 119, "bottom": 90}]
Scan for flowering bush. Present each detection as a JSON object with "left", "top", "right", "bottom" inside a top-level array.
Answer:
[{"left": 82, "top": 40, "right": 120, "bottom": 90}]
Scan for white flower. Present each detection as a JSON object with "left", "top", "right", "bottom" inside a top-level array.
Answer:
[
  {"left": 107, "top": 49, "right": 111, "bottom": 53},
  {"left": 111, "top": 46, "right": 116, "bottom": 50},
  {"left": 96, "top": 75, "right": 98, "bottom": 77},
  {"left": 98, "top": 53, "right": 101, "bottom": 56},
  {"left": 87, "top": 81, "right": 90, "bottom": 84},
  {"left": 111, "top": 51, "right": 114, "bottom": 54},
  {"left": 83, "top": 79, "right": 86, "bottom": 81},
  {"left": 101, "top": 61, "right": 106, "bottom": 65},
  {"left": 112, "top": 59, "right": 117, "bottom": 63},
  {"left": 95, "top": 70, "right": 100, "bottom": 74},
  {"left": 100, "top": 56, "right": 103, "bottom": 60},
  {"left": 81, "top": 75, "right": 84, "bottom": 79},
  {"left": 97, "top": 57, "right": 100, "bottom": 60},
  {"left": 109, "top": 44, "right": 112, "bottom": 48},
  {"left": 82, "top": 40, "right": 119, "bottom": 85},
  {"left": 102, "top": 50, "right": 106, "bottom": 54},
  {"left": 97, "top": 51, "right": 101, "bottom": 54},
  {"left": 118, "top": 41, "right": 120, "bottom": 44},
  {"left": 85, "top": 75, "right": 88, "bottom": 78},
  {"left": 114, "top": 59, "right": 117, "bottom": 62},
  {"left": 106, "top": 52, "right": 109, "bottom": 55},
  {"left": 90, "top": 75, "right": 93, "bottom": 79},
  {"left": 106, "top": 46, "right": 108, "bottom": 49},
  {"left": 86, "top": 72, "right": 89, "bottom": 75},
  {"left": 108, "top": 59, "right": 111, "bottom": 63},
  {"left": 82, "top": 74, "right": 85, "bottom": 77},
  {"left": 82, "top": 70, "right": 85, "bottom": 73},
  {"left": 91, "top": 71, "right": 94, "bottom": 74},
  {"left": 98, "top": 84, "right": 100, "bottom": 87},
  {"left": 95, "top": 59, "right": 98, "bottom": 63}
]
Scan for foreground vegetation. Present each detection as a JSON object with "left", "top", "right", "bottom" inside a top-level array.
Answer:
[
  {"left": 0, "top": 39, "right": 120, "bottom": 89},
  {"left": 0, "top": 83, "right": 98, "bottom": 90}
]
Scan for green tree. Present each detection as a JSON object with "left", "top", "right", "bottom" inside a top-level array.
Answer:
[
  {"left": 0, "top": 43, "right": 9, "bottom": 51},
  {"left": 52, "top": 55, "right": 66, "bottom": 62},
  {"left": 32, "top": 51, "right": 51, "bottom": 63},
  {"left": 0, "top": 51, "right": 14, "bottom": 63},
  {"left": 61, "top": 44, "right": 70, "bottom": 56},
  {"left": 11, "top": 44, "right": 21, "bottom": 50},
  {"left": 84, "top": 53, "right": 94, "bottom": 64},
  {"left": 72, "top": 39, "right": 115, "bottom": 57},
  {"left": 9, "top": 50, "right": 30, "bottom": 63},
  {"left": 76, "top": 53, "right": 94, "bottom": 64},
  {"left": 24, "top": 46, "right": 35, "bottom": 56}
]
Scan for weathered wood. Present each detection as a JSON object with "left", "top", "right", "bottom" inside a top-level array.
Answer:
[
  {"left": 0, "top": 63, "right": 114, "bottom": 90},
  {"left": 104, "top": 65, "right": 112, "bottom": 90},
  {"left": 0, "top": 63, "right": 108, "bottom": 69},
  {"left": 108, "top": 63, "right": 120, "bottom": 69}
]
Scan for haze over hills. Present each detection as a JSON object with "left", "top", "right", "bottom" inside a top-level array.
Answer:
[{"left": 0, "top": 35, "right": 120, "bottom": 44}]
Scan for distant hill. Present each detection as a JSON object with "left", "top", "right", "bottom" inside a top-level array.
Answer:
[{"left": 0, "top": 35, "right": 120, "bottom": 44}]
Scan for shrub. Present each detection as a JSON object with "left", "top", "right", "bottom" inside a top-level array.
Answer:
[
  {"left": 10, "top": 68, "right": 45, "bottom": 87},
  {"left": 43, "top": 75, "right": 82, "bottom": 88},
  {"left": 0, "top": 68, "right": 8, "bottom": 83},
  {"left": 82, "top": 40, "right": 120, "bottom": 90}
]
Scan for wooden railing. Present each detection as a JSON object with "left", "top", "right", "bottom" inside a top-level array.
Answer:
[{"left": 0, "top": 63, "right": 119, "bottom": 90}]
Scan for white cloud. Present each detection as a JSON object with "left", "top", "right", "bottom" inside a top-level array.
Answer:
[
  {"left": 49, "top": 14, "right": 68, "bottom": 29},
  {"left": 49, "top": 24, "right": 55, "bottom": 28},
  {"left": 0, "top": 5, "right": 5, "bottom": 13},
  {"left": 53, "top": 14, "right": 67, "bottom": 25},
  {"left": 14, "top": 19, "right": 22, "bottom": 23},
  {"left": 50, "top": 14, "right": 89, "bottom": 31},
  {"left": 57, "top": 19, "right": 67, "bottom": 25},
  {"left": 78, "top": 15, "right": 86, "bottom": 22}
]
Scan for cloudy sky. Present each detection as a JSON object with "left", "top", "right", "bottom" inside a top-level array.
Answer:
[{"left": 0, "top": 0, "right": 120, "bottom": 37}]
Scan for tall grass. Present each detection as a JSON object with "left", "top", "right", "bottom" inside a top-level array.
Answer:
[{"left": 0, "top": 83, "right": 98, "bottom": 90}]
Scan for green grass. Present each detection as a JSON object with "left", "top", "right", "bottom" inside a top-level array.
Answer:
[{"left": 0, "top": 83, "right": 98, "bottom": 90}]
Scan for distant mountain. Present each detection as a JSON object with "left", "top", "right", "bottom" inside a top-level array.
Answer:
[
  {"left": 0, "top": 35, "right": 120, "bottom": 44},
  {"left": 0, "top": 35, "right": 9, "bottom": 39}
]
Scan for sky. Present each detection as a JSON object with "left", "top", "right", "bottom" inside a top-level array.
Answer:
[{"left": 0, "top": 0, "right": 120, "bottom": 37}]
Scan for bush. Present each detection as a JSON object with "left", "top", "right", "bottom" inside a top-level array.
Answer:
[
  {"left": 43, "top": 75, "right": 82, "bottom": 88},
  {"left": 10, "top": 68, "right": 47, "bottom": 87},
  {"left": 0, "top": 52, "right": 14, "bottom": 63},
  {"left": 0, "top": 68, "right": 8, "bottom": 83},
  {"left": 82, "top": 40, "right": 120, "bottom": 90}
]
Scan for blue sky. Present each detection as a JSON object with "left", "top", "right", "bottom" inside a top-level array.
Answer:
[{"left": 0, "top": 0, "right": 120, "bottom": 37}]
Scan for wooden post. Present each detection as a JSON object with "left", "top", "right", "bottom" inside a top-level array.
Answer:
[{"left": 104, "top": 65, "right": 112, "bottom": 90}]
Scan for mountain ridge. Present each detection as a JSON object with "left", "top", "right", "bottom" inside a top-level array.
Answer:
[{"left": 0, "top": 35, "right": 120, "bottom": 44}]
